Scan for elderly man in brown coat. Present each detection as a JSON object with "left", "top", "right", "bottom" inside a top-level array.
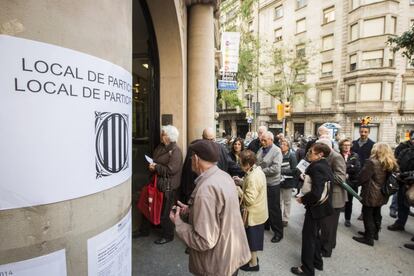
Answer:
[
  {"left": 316, "top": 138, "right": 347, "bottom": 258},
  {"left": 170, "top": 140, "right": 251, "bottom": 276}
]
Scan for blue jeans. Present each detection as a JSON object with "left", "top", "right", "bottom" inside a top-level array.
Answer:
[{"left": 390, "top": 193, "right": 398, "bottom": 213}]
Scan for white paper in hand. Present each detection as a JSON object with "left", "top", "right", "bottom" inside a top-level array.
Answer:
[
  {"left": 296, "top": 159, "right": 310, "bottom": 174},
  {"left": 145, "top": 155, "right": 154, "bottom": 164}
]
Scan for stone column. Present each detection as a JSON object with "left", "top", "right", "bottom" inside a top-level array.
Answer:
[
  {"left": 0, "top": 1, "right": 131, "bottom": 275},
  {"left": 187, "top": 1, "right": 216, "bottom": 142}
]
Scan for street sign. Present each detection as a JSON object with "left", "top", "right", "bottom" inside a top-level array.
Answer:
[{"left": 218, "top": 80, "right": 238, "bottom": 90}]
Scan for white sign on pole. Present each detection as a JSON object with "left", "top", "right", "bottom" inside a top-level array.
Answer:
[
  {"left": 0, "top": 35, "right": 132, "bottom": 210},
  {"left": 221, "top": 32, "right": 240, "bottom": 73},
  {"left": 88, "top": 209, "right": 131, "bottom": 276},
  {"left": 0, "top": 249, "right": 67, "bottom": 276}
]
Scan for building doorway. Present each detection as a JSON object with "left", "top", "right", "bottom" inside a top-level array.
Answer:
[{"left": 132, "top": 0, "right": 159, "bottom": 228}]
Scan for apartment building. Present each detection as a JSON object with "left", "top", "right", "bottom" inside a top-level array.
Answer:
[{"left": 220, "top": 0, "right": 414, "bottom": 144}]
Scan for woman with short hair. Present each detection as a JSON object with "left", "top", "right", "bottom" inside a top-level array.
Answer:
[
  {"left": 291, "top": 143, "right": 334, "bottom": 276},
  {"left": 136, "top": 125, "right": 183, "bottom": 244},
  {"left": 237, "top": 150, "right": 268, "bottom": 272},
  {"left": 338, "top": 138, "right": 361, "bottom": 227},
  {"left": 353, "top": 142, "right": 398, "bottom": 246}
]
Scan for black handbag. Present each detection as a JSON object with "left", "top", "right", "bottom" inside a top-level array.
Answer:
[{"left": 381, "top": 172, "right": 399, "bottom": 197}]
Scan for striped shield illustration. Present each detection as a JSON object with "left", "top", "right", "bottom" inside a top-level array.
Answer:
[{"left": 95, "top": 112, "right": 129, "bottom": 178}]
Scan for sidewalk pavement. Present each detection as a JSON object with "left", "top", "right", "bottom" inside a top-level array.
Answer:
[{"left": 133, "top": 195, "right": 414, "bottom": 276}]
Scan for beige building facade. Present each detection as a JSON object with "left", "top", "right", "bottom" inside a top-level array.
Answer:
[{"left": 220, "top": 0, "right": 414, "bottom": 144}]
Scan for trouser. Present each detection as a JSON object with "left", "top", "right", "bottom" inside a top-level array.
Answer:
[
  {"left": 301, "top": 210, "right": 323, "bottom": 276},
  {"left": 396, "top": 184, "right": 409, "bottom": 226},
  {"left": 265, "top": 185, "right": 283, "bottom": 238},
  {"left": 362, "top": 205, "right": 382, "bottom": 240},
  {"left": 390, "top": 193, "right": 398, "bottom": 213},
  {"left": 345, "top": 186, "right": 358, "bottom": 221},
  {"left": 320, "top": 208, "right": 340, "bottom": 256},
  {"left": 280, "top": 188, "right": 292, "bottom": 222}
]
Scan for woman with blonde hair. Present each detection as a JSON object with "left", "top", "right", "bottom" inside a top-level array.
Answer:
[{"left": 353, "top": 142, "right": 398, "bottom": 246}]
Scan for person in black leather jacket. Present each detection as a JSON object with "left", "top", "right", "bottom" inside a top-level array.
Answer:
[
  {"left": 339, "top": 138, "right": 361, "bottom": 227},
  {"left": 291, "top": 143, "right": 334, "bottom": 276}
]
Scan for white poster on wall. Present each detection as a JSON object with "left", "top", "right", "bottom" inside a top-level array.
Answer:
[
  {"left": 87, "top": 209, "right": 131, "bottom": 276},
  {"left": 0, "top": 35, "right": 132, "bottom": 210},
  {"left": 0, "top": 249, "right": 67, "bottom": 276}
]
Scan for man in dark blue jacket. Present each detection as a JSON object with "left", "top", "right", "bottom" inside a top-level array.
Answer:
[{"left": 351, "top": 125, "right": 375, "bottom": 168}]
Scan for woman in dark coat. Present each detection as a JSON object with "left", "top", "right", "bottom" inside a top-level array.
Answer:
[
  {"left": 137, "top": 125, "right": 183, "bottom": 244},
  {"left": 291, "top": 143, "right": 334, "bottom": 276},
  {"left": 339, "top": 138, "right": 361, "bottom": 227},
  {"left": 228, "top": 137, "right": 245, "bottom": 177},
  {"left": 353, "top": 143, "right": 398, "bottom": 246}
]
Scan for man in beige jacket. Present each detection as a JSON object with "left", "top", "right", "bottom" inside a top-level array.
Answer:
[{"left": 170, "top": 140, "right": 251, "bottom": 276}]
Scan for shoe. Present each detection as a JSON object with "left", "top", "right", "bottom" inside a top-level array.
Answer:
[
  {"left": 357, "top": 214, "right": 363, "bottom": 221},
  {"left": 404, "top": 243, "right": 414, "bottom": 250},
  {"left": 357, "top": 231, "right": 378, "bottom": 240},
  {"left": 271, "top": 235, "right": 283, "bottom": 243},
  {"left": 314, "top": 263, "right": 323, "bottom": 271},
  {"left": 345, "top": 220, "right": 351, "bottom": 227},
  {"left": 387, "top": 223, "right": 405, "bottom": 231},
  {"left": 389, "top": 210, "right": 397, "bottom": 218},
  {"left": 290, "top": 266, "right": 306, "bottom": 275},
  {"left": 240, "top": 264, "right": 259, "bottom": 271},
  {"left": 154, "top": 238, "right": 173, "bottom": 245},
  {"left": 184, "top": 247, "right": 190, "bottom": 254},
  {"left": 132, "top": 232, "right": 149, "bottom": 239},
  {"left": 411, "top": 236, "right": 414, "bottom": 242},
  {"left": 321, "top": 251, "right": 331, "bottom": 258},
  {"left": 283, "top": 221, "right": 288, "bottom": 227},
  {"left": 352, "top": 236, "right": 374, "bottom": 246}
]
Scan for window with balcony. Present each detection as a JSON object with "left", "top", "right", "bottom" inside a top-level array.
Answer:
[
  {"left": 323, "top": 6, "right": 335, "bottom": 24},
  {"left": 322, "top": 34, "right": 334, "bottom": 51},
  {"left": 297, "top": 71, "right": 306, "bottom": 82},
  {"left": 405, "top": 84, "right": 414, "bottom": 109},
  {"left": 353, "top": 0, "right": 384, "bottom": 8},
  {"left": 360, "top": 82, "right": 382, "bottom": 101},
  {"left": 363, "top": 17, "right": 385, "bottom": 37},
  {"left": 274, "top": 28, "right": 282, "bottom": 42},
  {"left": 389, "top": 52, "right": 394, "bottom": 67},
  {"left": 248, "top": 21, "right": 254, "bottom": 33},
  {"left": 294, "top": 93, "right": 305, "bottom": 112},
  {"left": 391, "top": 16, "right": 397, "bottom": 34},
  {"left": 348, "top": 85, "right": 356, "bottom": 101},
  {"left": 362, "top": 50, "right": 383, "bottom": 68},
  {"left": 297, "top": 0, "right": 307, "bottom": 9},
  {"left": 320, "top": 89, "right": 332, "bottom": 108},
  {"left": 321, "top": 62, "right": 333, "bottom": 77},
  {"left": 350, "top": 23, "right": 359, "bottom": 41},
  {"left": 384, "top": 82, "right": 393, "bottom": 100},
  {"left": 275, "top": 5, "right": 283, "bottom": 19},
  {"left": 296, "top": 18, "right": 306, "bottom": 34},
  {"left": 350, "top": 54, "right": 357, "bottom": 71},
  {"left": 296, "top": 44, "right": 306, "bottom": 58},
  {"left": 352, "top": 0, "right": 359, "bottom": 9}
]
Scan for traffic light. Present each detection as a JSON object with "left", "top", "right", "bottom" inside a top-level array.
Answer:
[
  {"left": 277, "top": 103, "right": 284, "bottom": 121},
  {"left": 284, "top": 102, "right": 291, "bottom": 117}
]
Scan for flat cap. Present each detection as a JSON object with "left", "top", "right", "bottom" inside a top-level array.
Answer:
[{"left": 189, "top": 139, "right": 219, "bottom": 163}]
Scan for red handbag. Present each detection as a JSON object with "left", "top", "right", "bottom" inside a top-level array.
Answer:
[{"left": 138, "top": 175, "right": 164, "bottom": 225}]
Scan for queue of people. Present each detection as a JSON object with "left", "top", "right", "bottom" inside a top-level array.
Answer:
[{"left": 134, "top": 124, "right": 414, "bottom": 276}]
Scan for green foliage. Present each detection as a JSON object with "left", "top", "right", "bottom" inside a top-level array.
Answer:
[
  {"left": 219, "top": 90, "right": 243, "bottom": 108},
  {"left": 263, "top": 46, "right": 311, "bottom": 103},
  {"left": 240, "top": 0, "right": 255, "bottom": 19},
  {"left": 388, "top": 25, "right": 414, "bottom": 67}
]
